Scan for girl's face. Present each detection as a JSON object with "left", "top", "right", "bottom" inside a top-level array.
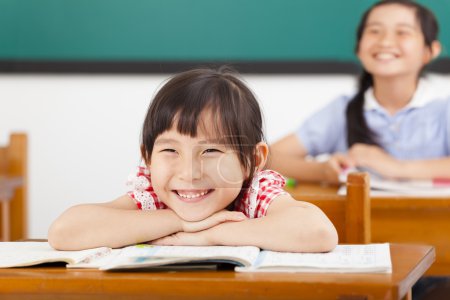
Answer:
[
  {"left": 149, "top": 116, "right": 246, "bottom": 222},
  {"left": 357, "top": 4, "right": 433, "bottom": 79}
]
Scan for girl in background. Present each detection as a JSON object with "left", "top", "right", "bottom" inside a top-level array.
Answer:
[{"left": 269, "top": 0, "right": 446, "bottom": 183}]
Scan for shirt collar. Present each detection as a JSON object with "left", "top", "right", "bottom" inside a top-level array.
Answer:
[{"left": 363, "top": 78, "right": 433, "bottom": 112}]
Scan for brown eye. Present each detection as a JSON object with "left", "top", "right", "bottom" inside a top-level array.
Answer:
[
  {"left": 203, "top": 149, "right": 222, "bottom": 154},
  {"left": 397, "top": 30, "right": 410, "bottom": 36},
  {"left": 161, "top": 149, "right": 177, "bottom": 153}
]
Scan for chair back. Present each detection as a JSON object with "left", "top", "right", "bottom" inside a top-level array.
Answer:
[
  {"left": 296, "top": 172, "right": 371, "bottom": 244},
  {"left": 0, "top": 133, "right": 27, "bottom": 241}
]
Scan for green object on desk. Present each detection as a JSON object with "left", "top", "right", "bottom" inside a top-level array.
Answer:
[{"left": 285, "top": 178, "right": 297, "bottom": 188}]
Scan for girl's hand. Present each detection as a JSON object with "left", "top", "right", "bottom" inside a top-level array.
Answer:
[
  {"left": 321, "top": 153, "right": 354, "bottom": 184},
  {"left": 153, "top": 211, "right": 247, "bottom": 246},
  {"left": 151, "top": 230, "right": 212, "bottom": 246},
  {"left": 181, "top": 210, "right": 247, "bottom": 233},
  {"left": 348, "top": 144, "right": 400, "bottom": 178}
]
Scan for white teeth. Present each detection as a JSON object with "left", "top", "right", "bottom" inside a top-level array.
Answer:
[
  {"left": 375, "top": 53, "right": 396, "bottom": 60},
  {"left": 177, "top": 190, "right": 208, "bottom": 199}
]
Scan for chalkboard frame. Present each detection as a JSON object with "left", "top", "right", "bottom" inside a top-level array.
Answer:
[{"left": 0, "top": 59, "right": 449, "bottom": 74}]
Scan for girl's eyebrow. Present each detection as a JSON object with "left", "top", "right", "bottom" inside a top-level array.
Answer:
[
  {"left": 154, "top": 138, "right": 180, "bottom": 145},
  {"left": 366, "top": 21, "right": 417, "bottom": 29},
  {"left": 396, "top": 23, "right": 417, "bottom": 30},
  {"left": 199, "top": 138, "right": 229, "bottom": 145}
]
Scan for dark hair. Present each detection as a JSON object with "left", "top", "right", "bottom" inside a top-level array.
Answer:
[
  {"left": 346, "top": 0, "right": 439, "bottom": 147},
  {"left": 141, "top": 67, "right": 264, "bottom": 184}
]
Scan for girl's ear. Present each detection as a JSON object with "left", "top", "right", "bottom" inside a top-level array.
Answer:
[
  {"left": 430, "top": 41, "right": 442, "bottom": 60},
  {"left": 424, "top": 41, "right": 442, "bottom": 63},
  {"left": 254, "top": 142, "right": 269, "bottom": 171}
]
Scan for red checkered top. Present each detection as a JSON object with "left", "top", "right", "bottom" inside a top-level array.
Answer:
[{"left": 126, "top": 167, "right": 287, "bottom": 218}]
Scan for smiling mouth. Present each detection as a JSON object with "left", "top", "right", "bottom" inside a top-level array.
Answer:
[
  {"left": 173, "top": 189, "right": 214, "bottom": 201},
  {"left": 374, "top": 52, "right": 398, "bottom": 61}
]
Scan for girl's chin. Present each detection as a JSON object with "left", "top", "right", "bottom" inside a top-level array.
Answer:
[{"left": 177, "top": 210, "right": 213, "bottom": 222}]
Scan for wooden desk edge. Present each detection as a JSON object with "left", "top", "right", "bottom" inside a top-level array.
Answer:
[
  {"left": 397, "top": 244, "right": 436, "bottom": 298},
  {"left": 0, "top": 243, "right": 435, "bottom": 300}
]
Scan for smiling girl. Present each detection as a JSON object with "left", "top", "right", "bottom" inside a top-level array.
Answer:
[
  {"left": 270, "top": 0, "right": 447, "bottom": 183},
  {"left": 48, "top": 67, "right": 337, "bottom": 251}
]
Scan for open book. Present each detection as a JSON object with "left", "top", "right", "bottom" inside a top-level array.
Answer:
[
  {"left": 0, "top": 242, "right": 117, "bottom": 268},
  {"left": 0, "top": 242, "right": 392, "bottom": 273},
  {"left": 339, "top": 168, "right": 450, "bottom": 196}
]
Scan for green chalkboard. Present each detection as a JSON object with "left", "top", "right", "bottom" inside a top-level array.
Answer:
[{"left": 0, "top": 0, "right": 449, "bottom": 73}]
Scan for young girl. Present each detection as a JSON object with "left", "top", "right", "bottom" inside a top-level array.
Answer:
[
  {"left": 269, "top": 0, "right": 447, "bottom": 183},
  {"left": 48, "top": 67, "right": 338, "bottom": 251}
]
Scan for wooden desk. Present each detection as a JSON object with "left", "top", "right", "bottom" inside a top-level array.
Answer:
[
  {"left": 0, "top": 244, "right": 435, "bottom": 300},
  {"left": 288, "top": 183, "right": 450, "bottom": 275}
]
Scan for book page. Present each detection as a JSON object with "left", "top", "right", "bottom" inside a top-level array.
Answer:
[
  {"left": 67, "top": 248, "right": 120, "bottom": 269},
  {"left": 0, "top": 242, "right": 110, "bottom": 268},
  {"left": 369, "top": 177, "right": 450, "bottom": 196},
  {"left": 339, "top": 168, "right": 450, "bottom": 197},
  {"left": 337, "top": 185, "right": 412, "bottom": 197},
  {"left": 237, "top": 243, "right": 392, "bottom": 273},
  {"left": 101, "top": 245, "right": 260, "bottom": 270}
]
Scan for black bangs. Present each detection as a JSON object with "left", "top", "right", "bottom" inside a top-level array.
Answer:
[
  {"left": 173, "top": 77, "right": 252, "bottom": 155},
  {"left": 141, "top": 67, "right": 264, "bottom": 181},
  {"left": 174, "top": 79, "right": 222, "bottom": 138}
]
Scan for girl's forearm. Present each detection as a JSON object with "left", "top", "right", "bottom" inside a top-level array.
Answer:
[
  {"left": 48, "top": 205, "right": 182, "bottom": 250},
  {"left": 395, "top": 158, "right": 450, "bottom": 179},
  {"left": 371, "top": 156, "right": 450, "bottom": 179},
  {"left": 207, "top": 206, "right": 337, "bottom": 252}
]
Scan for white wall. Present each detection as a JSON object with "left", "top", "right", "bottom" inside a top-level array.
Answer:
[{"left": 1, "top": 73, "right": 449, "bottom": 238}]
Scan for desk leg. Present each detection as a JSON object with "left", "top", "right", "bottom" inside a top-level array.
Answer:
[
  {"left": 401, "top": 289, "right": 412, "bottom": 300},
  {"left": 1, "top": 199, "right": 9, "bottom": 241}
]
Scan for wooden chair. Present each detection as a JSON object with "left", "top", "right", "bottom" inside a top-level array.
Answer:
[
  {"left": 288, "top": 172, "right": 371, "bottom": 244},
  {"left": 0, "top": 133, "right": 27, "bottom": 241}
]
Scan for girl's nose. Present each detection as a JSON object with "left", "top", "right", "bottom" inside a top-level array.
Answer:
[
  {"left": 178, "top": 156, "right": 202, "bottom": 181},
  {"left": 379, "top": 31, "right": 395, "bottom": 47}
]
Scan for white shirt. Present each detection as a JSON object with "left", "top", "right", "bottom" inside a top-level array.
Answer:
[{"left": 296, "top": 79, "right": 450, "bottom": 159}]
